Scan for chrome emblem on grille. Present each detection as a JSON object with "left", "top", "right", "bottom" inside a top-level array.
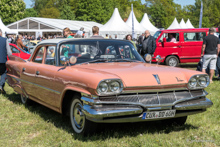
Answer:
[{"left": 153, "top": 74, "right": 161, "bottom": 84}]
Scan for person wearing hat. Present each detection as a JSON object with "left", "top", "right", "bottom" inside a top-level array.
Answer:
[{"left": 0, "top": 29, "right": 12, "bottom": 94}]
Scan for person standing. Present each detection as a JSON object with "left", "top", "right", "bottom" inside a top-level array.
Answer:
[
  {"left": 62, "top": 27, "right": 73, "bottom": 58},
  {"left": 125, "top": 34, "right": 136, "bottom": 49},
  {"left": 137, "top": 33, "right": 145, "bottom": 45},
  {"left": 142, "top": 30, "right": 156, "bottom": 56},
  {"left": 16, "top": 35, "right": 28, "bottom": 51},
  {"left": 201, "top": 27, "right": 220, "bottom": 82},
  {"left": 0, "top": 29, "right": 12, "bottom": 94},
  {"left": 90, "top": 26, "right": 104, "bottom": 39},
  {"left": 215, "top": 26, "right": 220, "bottom": 79}
]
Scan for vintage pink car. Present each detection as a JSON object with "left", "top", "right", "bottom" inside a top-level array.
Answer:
[{"left": 6, "top": 38, "right": 213, "bottom": 135}]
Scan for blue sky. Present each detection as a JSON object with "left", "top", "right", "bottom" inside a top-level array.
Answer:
[{"left": 24, "top": 0, "right": 196, "bottom": 9}]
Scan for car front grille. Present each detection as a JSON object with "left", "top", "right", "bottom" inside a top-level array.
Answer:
[{"left": 98, "top": 90, "right": 205, "bottom": 105}]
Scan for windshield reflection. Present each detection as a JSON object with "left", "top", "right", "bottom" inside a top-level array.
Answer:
[{"left": 59, "top": 40, "right": 145, "bottom": 65}]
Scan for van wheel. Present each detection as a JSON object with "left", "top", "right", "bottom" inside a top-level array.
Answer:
[
  {"left": 70, "top": 96, "right": 97, "bottom": 135},
  {"left": 166, "top": 56, "right": 179, "bottom": 67}
]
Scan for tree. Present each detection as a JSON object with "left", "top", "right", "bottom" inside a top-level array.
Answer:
[
  {"left": 60, "top": 5, "right": 75, "bottom": 20},
  {"left": 0, "top": 0, "right": 26, "bottom": 25},
  {"left": 145, "top": 0, "right": 177, "bottom": 28},
  {"left": 39, "top": 7, "right": 60, "bottom": 18},
  {"left": 24, "top": 8, "right": 38, "bottom": 18}
]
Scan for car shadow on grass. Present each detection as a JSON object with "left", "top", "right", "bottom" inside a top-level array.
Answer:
[{"left": 5, "top": 92, "right": 199, "bottom": 141}]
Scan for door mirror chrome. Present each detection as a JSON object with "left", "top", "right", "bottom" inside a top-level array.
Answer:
[
  {"left": 60, "top": 57, "right": 69, "bottom": 67},
  {"left": 156, "top": 55, "right": 162, "bottom": 64},
  {"left": 69, "top": 56, "right": 77, "bottom": 65},
  {"left": 144, "top": 54, "right": 152, "bottom": 63}
]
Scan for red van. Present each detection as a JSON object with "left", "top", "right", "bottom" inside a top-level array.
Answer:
[{"left": 152, "top": 28, "right": 219, "bottom": 66}]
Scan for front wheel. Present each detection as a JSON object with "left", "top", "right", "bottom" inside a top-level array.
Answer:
[
  {"left": 20, "top": 94, "right": 32, "bottom": 105},
  {"left": 165, "top": 56, "right": 179, "bottom": 67},
  {"left": 70, "top": 98, "right": 96, "bottom": 135}
]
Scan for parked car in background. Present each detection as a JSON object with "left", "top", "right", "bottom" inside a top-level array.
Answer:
[
  {"left": 23, "top": 40, "right": 40, "bottom": 54},
  {"left": 9, "top": 43, "right": 31, "bottom": 60},
  {"left": 7, "top": 38, "right": 213, "bottom": 135},
  {"left": 152, "top": 28, "right": 219, "bottom": 66}
]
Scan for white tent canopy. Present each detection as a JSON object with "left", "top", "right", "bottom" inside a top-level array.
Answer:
[
  {"left": 7, "top": 17, "right": 103, "bottom": 37},
  {"left": 126, "top": 11, "right": 145, "bottom": 34},
  {"left": 0, "top": 18, "right": 17, "bottom": 37},
  {"left": 140, "top": 13, "right": 159, "bottom": 35},
  {"left": 167, "top": 18, "right": 181, "bottom": 29},
  {"left": 179, "top": 19, "right": 188, "bottom": 28},
  {"left": 100, "top": 8, "right": 132, "bottom": 39},
  {"left": 186, "top": 19, "right": 194, "bottom": 28}
]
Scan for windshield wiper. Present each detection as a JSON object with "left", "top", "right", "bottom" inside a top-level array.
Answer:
[
  {"left": 113, "top": 59, "right": 142, "bottom": 63},
  {"left": 82, "top": 59, "right": 109, "bottom": 64}
]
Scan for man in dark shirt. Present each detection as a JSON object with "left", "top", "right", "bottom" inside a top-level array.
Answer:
[
  {"left": 215, "top": 26, "right": 220, "bottom": 79},
  {"left": 201, "top": 27, "right": 220, "bottom": 82}
]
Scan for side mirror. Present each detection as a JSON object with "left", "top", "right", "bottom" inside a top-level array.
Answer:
[
  {"left": 156, "top": 55, "right": 162, "bottom": 64},
  {"left": 144, "top": 54, "right": 152, "bottom": 63},
  {"left": 163, "top": 37, "right": 167, "bottom": 43},
  {"left": 69, "top": 56, "right": 77, "bottom": 64}
]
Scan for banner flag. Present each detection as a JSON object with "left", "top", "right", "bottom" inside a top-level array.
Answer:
[{"left": 199, "top": 1, "right": 203, "bottom": 28}]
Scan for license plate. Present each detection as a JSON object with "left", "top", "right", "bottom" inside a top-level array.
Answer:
[{"left": 142, "top": 110, "right": 176, "bottom": 119}]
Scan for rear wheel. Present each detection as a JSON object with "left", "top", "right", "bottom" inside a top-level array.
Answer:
[
  {"left": 69, "top": 96, "right": 96, "bottom": 135},
  {"left": 165, "top": 56, "right": 179, "bottom": 67}
]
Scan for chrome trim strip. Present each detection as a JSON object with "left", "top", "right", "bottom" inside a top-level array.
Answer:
[
  {"left": 125, "top": 84, "right": 186, "bottom": 89},
  {"left": 122, "top": 87, "right": 188, "bottom": 93},
  {"left": 8, "top": 75, "right": 61, "bottom": 95},
  {"left": 175, "top": 98, "right": 213, "bottom": 110}
]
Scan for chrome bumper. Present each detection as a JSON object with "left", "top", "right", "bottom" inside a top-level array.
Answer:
[{"left": 81, "top": 97, "right": 213, "bottom": 123}]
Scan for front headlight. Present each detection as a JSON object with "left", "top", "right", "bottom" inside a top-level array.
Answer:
[
  {"left": 97, "top": 79, "right": 123, "bottom": 95},
  {"left": 188, "top": 75, "right": 209, "bottom": 89}
]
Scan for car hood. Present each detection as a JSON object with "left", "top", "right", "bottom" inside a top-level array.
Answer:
[{"left": 73, "top": 62, "right": 201, "bottom": 88}]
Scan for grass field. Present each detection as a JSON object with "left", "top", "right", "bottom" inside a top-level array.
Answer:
[{"left": 0, "top": 77, "right": 219, "bottom": 146}]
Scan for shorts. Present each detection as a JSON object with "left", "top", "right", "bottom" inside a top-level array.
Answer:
[{"left": 202, "top": 55, "right": 217, "bottom": 70}]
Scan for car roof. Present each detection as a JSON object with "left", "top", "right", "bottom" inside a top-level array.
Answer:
[
  {"left": 37, "top": 38, "right": 127, "bottom": 45},
  {"left": 159, "top": 28, "right": 218, "bottom": 33}
]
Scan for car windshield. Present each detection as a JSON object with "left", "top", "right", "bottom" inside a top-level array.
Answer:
[
  {"left": 153, "top": 31, "right": 161, "bottom": 40},
  {"left": 59, "top": 40, "right": 144, "bottom": 65}
]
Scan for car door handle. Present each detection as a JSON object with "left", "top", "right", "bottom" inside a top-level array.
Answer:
[
  {"left": 178, "top": 46, "right": 181, "bottom": 48},
  {"left": 22, "top": 68, "right": 26, "bottom": 72},
  {"left": 36, "top": 71, "right": 40, "bottom": 75}
]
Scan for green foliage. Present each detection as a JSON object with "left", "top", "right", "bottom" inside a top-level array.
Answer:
[
  {"left": 60, "top": 5, "right": 75, "bottom": 20},
  {"left": 24, "top": 8, "right": 38, "bottom": 18},
  {"left": 39, "top": 7, "right": 60, "bottom": 18},
  {"left": 0, "top": 0, "right": 26, "bottom": 25}
]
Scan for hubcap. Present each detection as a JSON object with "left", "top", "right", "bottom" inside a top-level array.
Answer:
[
  {"left": 21, "top": 95, "right": 27, "bottom": 104},
  {"left": 169, "top": 58, "right": 177, "bottom": 66},
  {"left": 73, "top": 103, "right": 85, "bottom": 130}
]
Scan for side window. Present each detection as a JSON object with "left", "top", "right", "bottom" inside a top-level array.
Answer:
[
  {"left": 184, "top": 32, "right": 206, "bottom": 41},
  {"left": 45, "top": 46, "right": 56, "bottom": 65},
  {"left": 33, "top": 47, "right": 45, "bottom": 63},
  {"left": 158, "top": 33, "right": 167, "bottom": 42},
  {"left": 10, "top": 46, "right": 20, "bottom": 53},
  {"left": 167, "top": 33, "right": 179, "bottom": 42}
]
